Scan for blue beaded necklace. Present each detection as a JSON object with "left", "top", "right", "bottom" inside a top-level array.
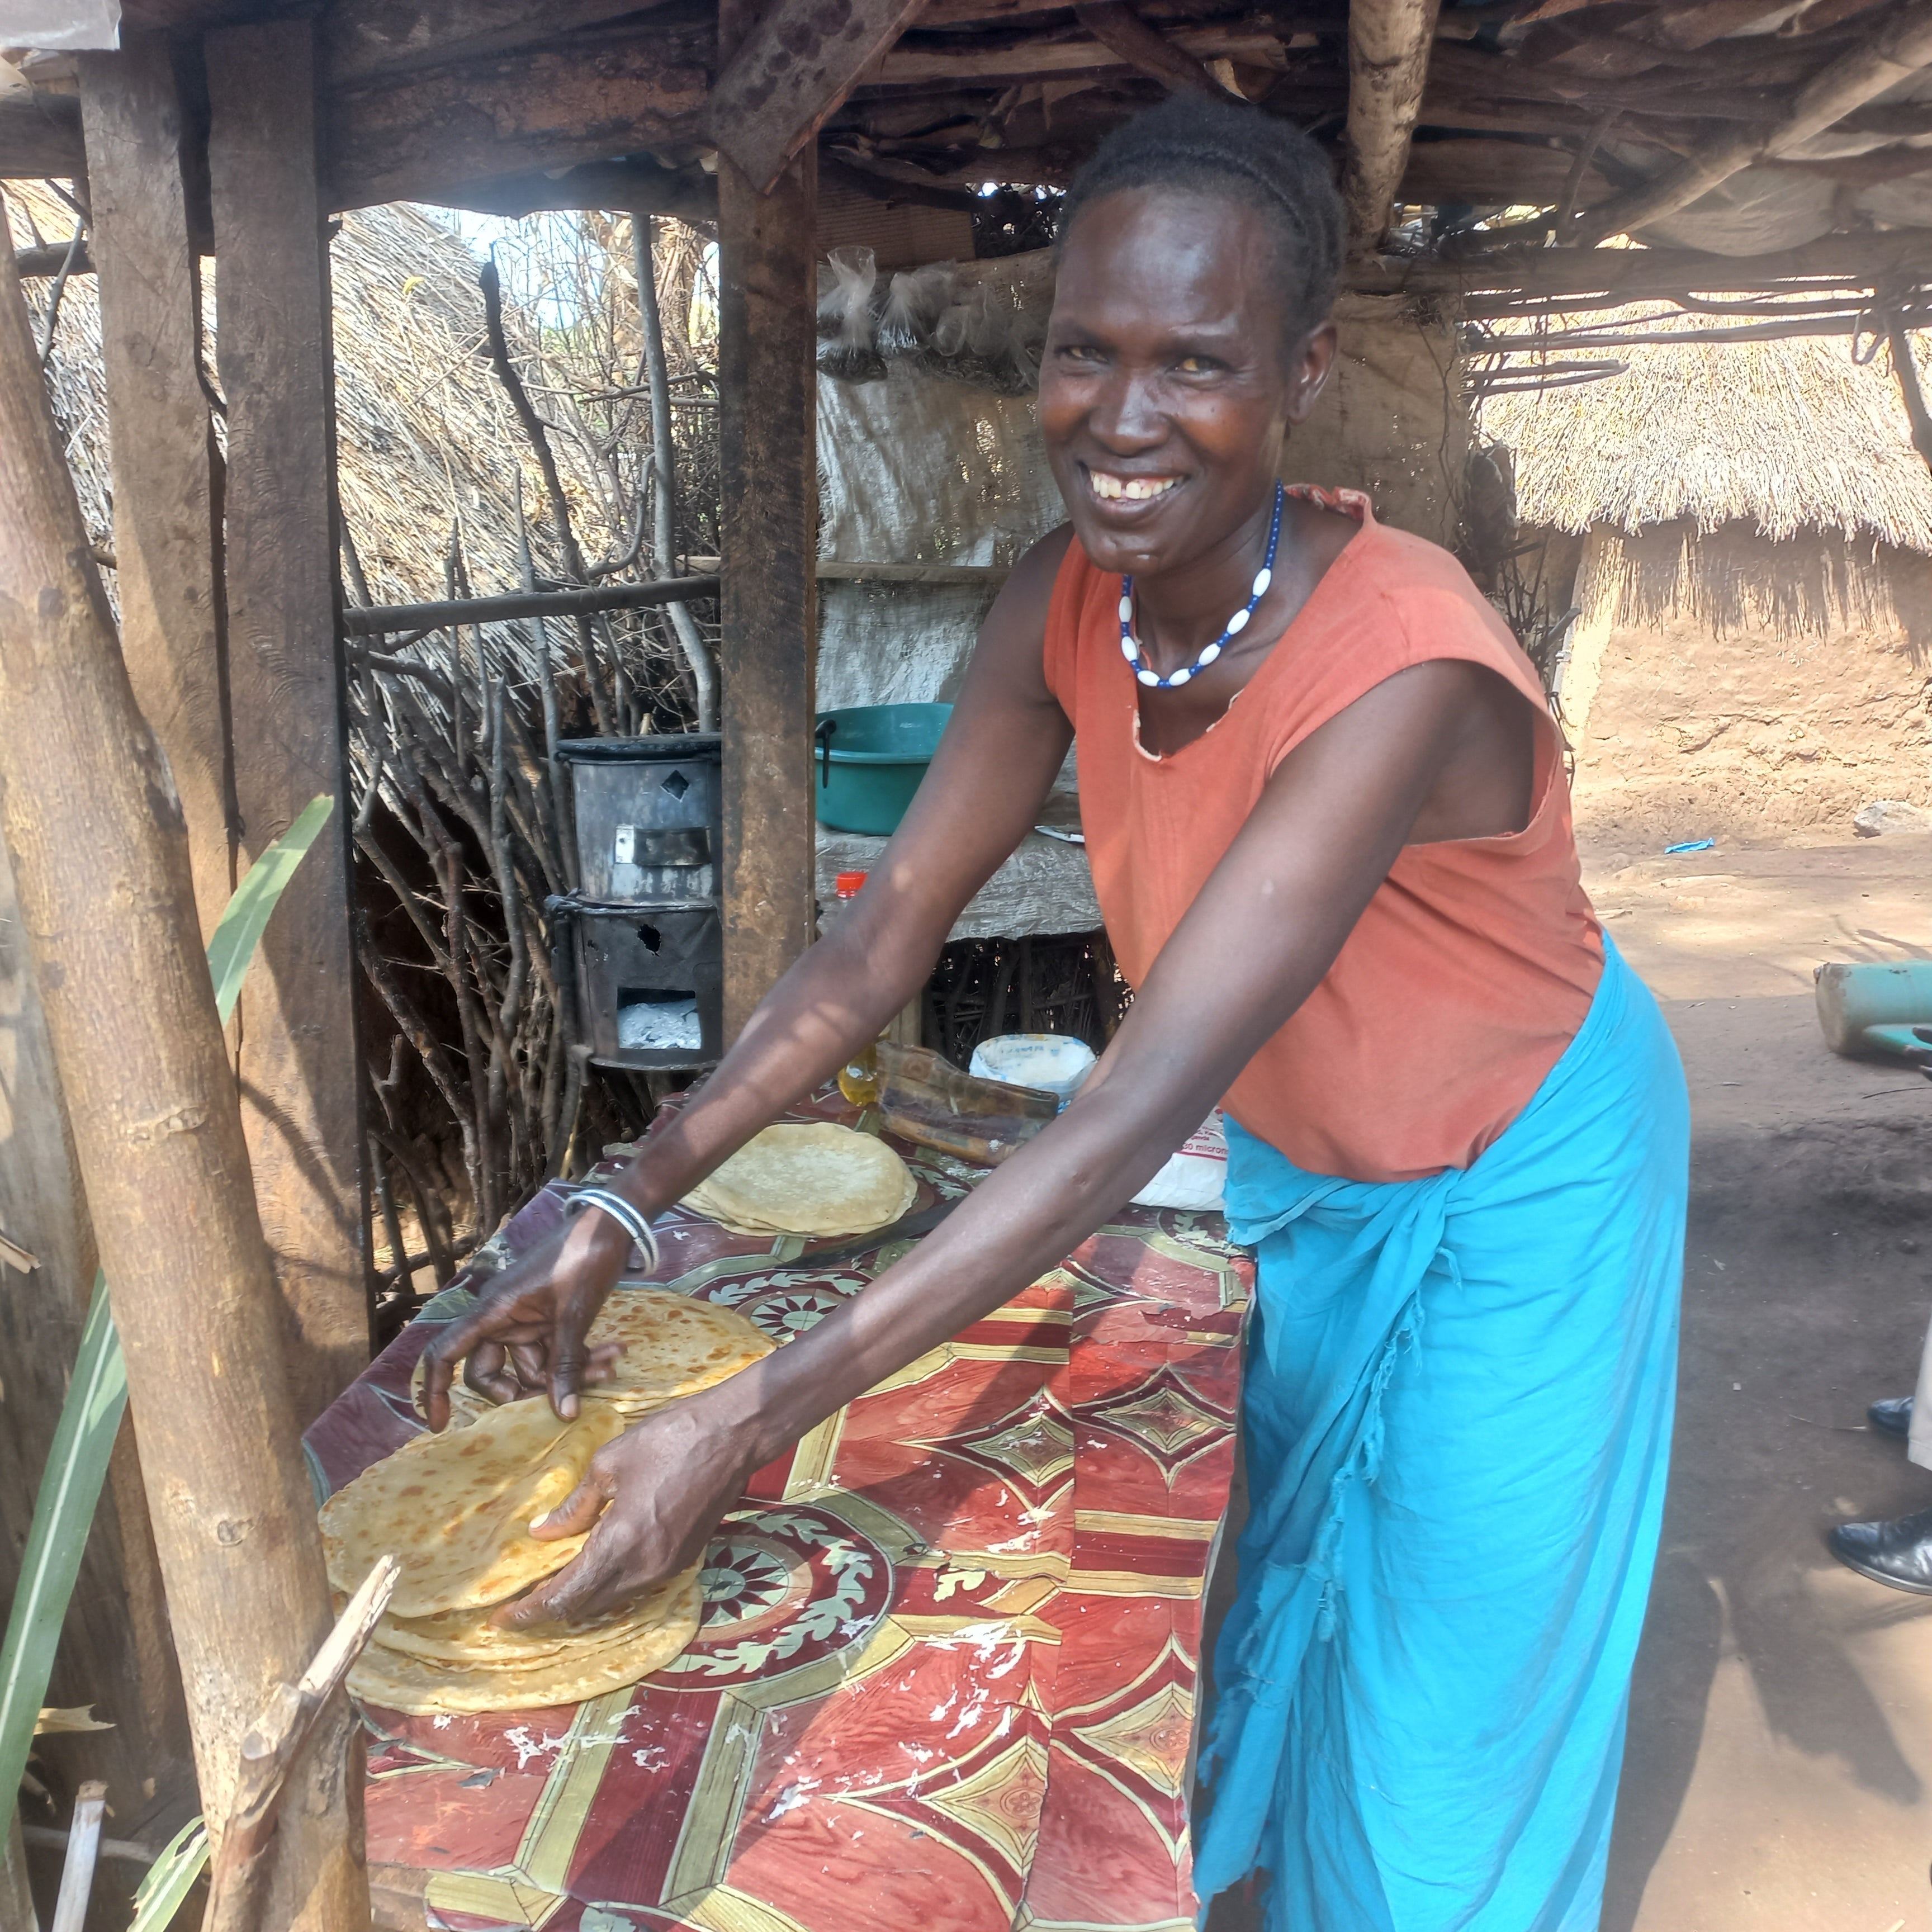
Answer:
[{"left": 1119, "top": 481, "right": 1284, "bottom": 690}]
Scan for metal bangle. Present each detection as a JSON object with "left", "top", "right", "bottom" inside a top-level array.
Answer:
[{"left": 566, "top": 1186, "right": 660, "bottom": 1274}]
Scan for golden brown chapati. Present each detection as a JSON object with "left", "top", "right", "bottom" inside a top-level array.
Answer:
[
  {"left": 350, "top": 1566, "right": 703, "bottom": 1715},
  {"left": 320, "top": 1395, "right": 628, "bottom": 1619},
  {"left": 410, "top": 1288, "right": 774, "bottom": 1427},
  {"left": 680, "top": 1123, "right": 915, "bottom": 1239}
]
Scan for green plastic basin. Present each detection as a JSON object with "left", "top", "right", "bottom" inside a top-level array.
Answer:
[{"left": 815, "top": 703, "right": 953, "bottom": 835}]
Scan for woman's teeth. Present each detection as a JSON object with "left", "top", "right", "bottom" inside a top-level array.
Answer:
[{"left": 1090, "top": 472, "right": 1177, "bottom": 503}]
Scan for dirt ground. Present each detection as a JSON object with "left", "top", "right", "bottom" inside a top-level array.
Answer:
[{"left": 1203, "top": 832, "right": 1932, "bottom": 1931}]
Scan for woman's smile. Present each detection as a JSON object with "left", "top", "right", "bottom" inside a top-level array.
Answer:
[{"left": 1082, "top": 463, "right": 1186, "bottom": 514}]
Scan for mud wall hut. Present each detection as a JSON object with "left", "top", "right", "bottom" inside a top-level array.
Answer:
[{"left": 1479, "top": 309, "right": 1932, "bottom": 852}]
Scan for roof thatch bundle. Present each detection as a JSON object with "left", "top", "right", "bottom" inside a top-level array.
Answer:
[
  {"left": 3, "top": 182, "right": 603, "bottom": 620},
  {"left": 1475, "top": 304, "right": 1932, "bottom": 555}
]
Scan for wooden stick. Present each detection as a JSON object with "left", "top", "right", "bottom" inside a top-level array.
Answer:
[
  {"left": 48, "top": 1783, "right": 105, "bottom": 1932},
  {"left": 201, "top": 1555, "right": 400, "bottom": 1932},
  {"left": 0, "top": 196, "right": 368, "bottom": 1929},
  {"left": 344, "top": 572, "right": 722, "bottom": 637},
  {"left": 636, "top": 216, "right": 718, "bottom": 732},
  {"left": 1073, "top": 3, "right": 1225, "bottom": 96},
  {"left": 1884, "top": 300, "right": 1932, "bottom": 475}
]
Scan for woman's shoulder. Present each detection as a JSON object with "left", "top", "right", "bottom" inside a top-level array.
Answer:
[{"left": 1324, "top": 516, "right": 1526, "bottom": 669}]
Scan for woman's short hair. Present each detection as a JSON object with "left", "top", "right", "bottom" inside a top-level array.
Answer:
[{"left": 1055, "top": 94, "right": 1344, "bottom": 354}]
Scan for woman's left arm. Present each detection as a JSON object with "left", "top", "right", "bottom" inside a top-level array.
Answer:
[{"left": 498, "top": 658, "right": 1491, "bottom": 1626}]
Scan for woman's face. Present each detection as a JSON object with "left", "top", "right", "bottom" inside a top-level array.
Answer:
[{"left": 1039, "top": 187, "right": 1335, "bottom": 580}]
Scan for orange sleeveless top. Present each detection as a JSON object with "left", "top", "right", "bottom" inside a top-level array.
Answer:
[{"left": 1044, "top": 487, "right": 1603, "bottom": 1183}]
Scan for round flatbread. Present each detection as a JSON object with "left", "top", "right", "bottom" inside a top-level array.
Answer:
[
  {"left": 320, "top": 1395, "right": 628, "bottom": 1619},
  {"left": 680, "top": 1123, "right": 915, "bottom": 1239},
  {"left": 351, "top": 1566, "right": 703, "bottom": 1716},
  {"left": 411, "top": 1289, "right": 774, "bottom": 1427}
]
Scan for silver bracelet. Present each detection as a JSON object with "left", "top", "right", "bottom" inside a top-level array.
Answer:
[{"left": 565, "top": 1186, "right": 660, "bottom": 1275}]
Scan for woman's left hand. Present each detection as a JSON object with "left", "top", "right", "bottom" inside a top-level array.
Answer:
[{"left": 490, "top": 1389, "right": 759, "bottom": 1627}]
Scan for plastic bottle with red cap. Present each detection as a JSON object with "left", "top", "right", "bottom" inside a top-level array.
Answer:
[{"left": 832, "top": 871, "right": 883, "bottom": 1105}]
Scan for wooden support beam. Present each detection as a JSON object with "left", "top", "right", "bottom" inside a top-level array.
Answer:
[
  {"left": 0, "top": 87, "right": 82, "bottom": 178},
  {"left": 1577, "top": 0, "right": 1932, "bottom": 242},
  {"left": 709, "top": 0, "right": 929, "bottom": 195},
  {"left": 1073, "top": 2, "right": 1225, "bottom": 95},
  {"left": 866, "top": 22, "right": 1285, "bottom": 87},
  {"left": 1343, "top": 0, "right": 1444, "bottom": 255},
  {"left": 1372, "top": 226, "right": 1932, "bottom": 301},
  {"left": 0, "top": 210, "right": 366, "bottom": 1932},
  {"left": 431, "top": 158, "right": 717, "bottom": 229},
  {"left": 78, "top": 34, "right": 233, "bottom": 943},
  {"left": 206, "top": 19, "right": 369, "bottom": 1426},
  {"left": 717, "top": 15, "right": 818, "bottom": 1044},
  {"left": 325, "top": 22, "right": 710, "bottom": 211},
  {"left": 320, "top": 0, "right": 674, "bottom": 86}
]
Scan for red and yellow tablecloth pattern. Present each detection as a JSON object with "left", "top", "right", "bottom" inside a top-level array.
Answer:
[{"left": 304, "top": 1099, "right": 1251, "bottom": 1932}]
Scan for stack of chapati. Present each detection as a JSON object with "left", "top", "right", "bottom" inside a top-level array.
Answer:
[
  {"left": 329, "top": 1291, "right": 772, "bottom": 1713},
  {"left": 679, "top": 1123, "right": 915, "bottom": 1239}
]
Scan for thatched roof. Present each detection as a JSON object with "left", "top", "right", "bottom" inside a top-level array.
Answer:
[
  {"left": 1476, "top": 303, "right": 1932, "bottom": 554},
  {"left": 3, "top": 182, "right": 582, "bottom": 609}
]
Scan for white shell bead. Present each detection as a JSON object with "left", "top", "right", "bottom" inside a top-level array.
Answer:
[
  {"left": 1168, "top": 666, "right": 1192, "bottom": 685},
  {"left": 1118, "top": 596, "right": 1134, "bottom": 623},
  {"left": 1226, "top": 608, "right": 1250, "bottom": 634},
  {"left": 1199, "top": 642, "right": 1221, "bottom": 665},
  {"left": 1120, "top": 637, "right": 1138, "bottom": 661},
  {"left": 1136, "top": 669, "right": 1162, "bottom": 687},
  {"left": 1252, "top": 568, "right": 1272, "bottom": 597}
]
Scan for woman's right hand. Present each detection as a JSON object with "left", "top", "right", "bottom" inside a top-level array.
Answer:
[{"left": 417, "top": 1208, "right": 634, "bottom": 1428}]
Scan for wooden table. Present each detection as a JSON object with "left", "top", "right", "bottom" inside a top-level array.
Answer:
[{"left": 305, "top": 1095, "right": 1249, "bottom": 1932}]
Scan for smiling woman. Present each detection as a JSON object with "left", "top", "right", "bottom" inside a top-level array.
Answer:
[{"left": 419, "top": 93, "right": 1689, "bottom": 1932}]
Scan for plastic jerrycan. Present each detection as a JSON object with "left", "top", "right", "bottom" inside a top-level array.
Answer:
[{"left": 1814, "top": 960, "right": 1932, "bottom": 1057}]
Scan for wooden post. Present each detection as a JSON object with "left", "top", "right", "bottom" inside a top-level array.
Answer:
[
  {"left": 0, "top": 835, "right": 193, "bottom": 1832},
  {"left": 78, "top": 33, "right": 233, "bottom": 943},
  {"left": 717, "top": 38, "right": 818, "bottom": 1042},
  {"left": 0, "top": 212, "right": 367, "bottom": 1931},
  {"left": 206, "top": 18, "right": 368, "bottom": 1424}
]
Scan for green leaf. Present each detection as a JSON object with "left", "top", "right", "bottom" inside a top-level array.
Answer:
[
  {"left": 205, "top": 794, "right": 335, "bottom": 1025},
  {"left": 1, "top": 795, "right": 335, "bottom": 1823},
  {"left": 129, "top": 1816, "right": 210, "bottom": 1932},
  {"left": 0, "top": 1275, "right": 126, "bottom": 1812}
]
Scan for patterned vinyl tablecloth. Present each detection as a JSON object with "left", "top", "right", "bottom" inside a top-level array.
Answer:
[{"left": 305, "top": 1094, "right": 1251, "bottom": 1932}]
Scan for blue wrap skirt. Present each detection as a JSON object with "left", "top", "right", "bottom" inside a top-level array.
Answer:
[{"left": 1192, "top": 938, "right": 1688, "bottom": 1931}]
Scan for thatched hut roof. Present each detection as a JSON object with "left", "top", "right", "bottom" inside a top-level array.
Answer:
[
  {"left": 3, "top": 182, "right": 574, "bottom": 608},
  {"left": 1475, "top": 304, "right": 1932, "bottom": 555}
]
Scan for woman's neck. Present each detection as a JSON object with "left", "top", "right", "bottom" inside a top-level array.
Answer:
[{"left": 1129, "top": 487, "right": 1284, "bottom": 674}]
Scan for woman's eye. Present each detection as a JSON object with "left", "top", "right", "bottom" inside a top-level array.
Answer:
[
  {"left": 1058, "top": 344, "right": 1102, "bottom": 364},
  {"left": 1176, "top": 355, "right": 1218, "bottom": 375}
]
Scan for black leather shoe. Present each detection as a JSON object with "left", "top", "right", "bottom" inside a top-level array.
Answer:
[
  {"left": 1830, "top": 1505, "right": 1932, "bottom": 1594},
  {"left": 1869, "top": 1396, "right": 1914, "bottom": 1439}
]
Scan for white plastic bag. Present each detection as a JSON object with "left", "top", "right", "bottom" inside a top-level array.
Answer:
[
  {"left": 1131, "top": 1111, "right": 1227, "bottom": 1213},
  {"left": 877, "top": 262, "right": 956, "bottom": 358},
  {"left": 816, "top": 246, "right": 883, "bottom": 380}
]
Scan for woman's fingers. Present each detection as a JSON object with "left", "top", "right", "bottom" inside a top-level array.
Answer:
[
  {"left": 529, "top": 1470, "right": 610, "bottom": 1543},
  {"left": 462, "top": 1341, "right": 525, "bottom": 1408},
  {"left": 548, "top": 1310, "right": 593, "bottom": 1420},
  {"left": 581, "top": 1341, "right": 625, "bottom": 1386},
  {"left": 507, "top": 1340, "right": 551, "bottom": 1395}
]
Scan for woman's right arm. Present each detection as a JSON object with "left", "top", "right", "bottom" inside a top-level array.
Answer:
[{"left": 420, "top": 526, "right": 1078, "bottom": 1425}]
